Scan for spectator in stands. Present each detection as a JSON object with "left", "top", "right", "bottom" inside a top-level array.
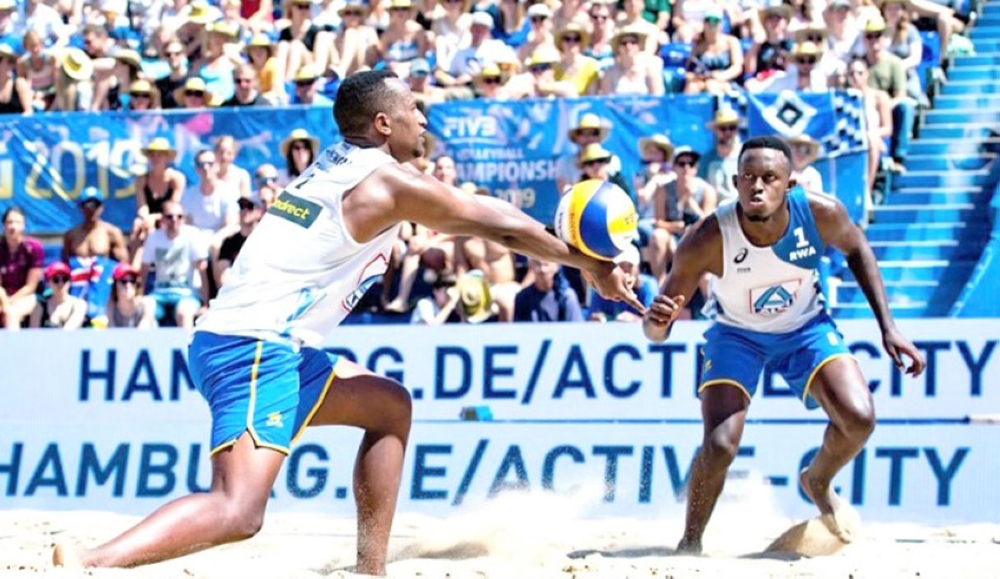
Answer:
[
  {"left": 699, "top": 108, "right": 742, "bottom": 204},
  {"left": 278, "top": 128, "right": 319, "bottom": 186},
  {"left": 513, "top": 258, "right": 583, "bottom": 322},
  {"left": 861, "top": 17, "right": 912, "bottom": 172},
  {"left": 846, "top": 56, "right": 893, "bottom": 205},
  {"left": 517, "top": 3, "right": 555, "bottom": 62},
  {"left": 0, "top": 207, "right": 43, "bottom": 330},
  {"left": 745, "top": 0, "right": 793, "bottom": 81},
  {"left": 551, "top": 0, "right": 588, "bottom": 32},
  {"left": 17, "top": 31, "right": 55, "bottom": 111},
  {"left": 24, "top": 0, "right": 65, "bottom": 47},
  {"left": 496, "top": 0, "right": 529, "bottom": 48},
  {"left": 748, "top": 40, "right": 828, "bottom": 92},
  {"left": 126, "top": 79, "right": 161, "bottom": 111},
  {"left": 409, "top": 270, "right": 462, "bottom": 325},
  {"left": 195, "top": 22, "right": 241, "bottom": 103},
  {"left": 174, "top": 77, "right": 214, "bottom": 109},
  {"left": 253, "top": 163, "right": 280, "bottom": 209},
  {"left": 514, "top": 46, "right": 579, "bottom": 98},
  {"left": 134, "top": 137, "right": 186, "bottom": 238},
  {"left": 82, "top": 23, "right": 112, "bottom": 60},
  {"left": 472, "top": 63, "right": 512, "bottom": 99},
  {"left": 156, "top": 40, "right": 190, "bottom": 109},
  {"left": 617, "top": 0, "right": 663, "bottom": 52},
  {"left": 182, "top": 148, "right": 239, "bottom": 243},
  {"left": 649, "top": 146, "right": 716, "bottom": 283},
  {"left": 93, "top": 47, "right": 143, "bottom": 111},
  {"left": 243, "top": 34, "right": 283, "bottom": 103},
  {"left": 683, "top": 6, "right": 744, "bottom": 96},
  {"left": 220, "top": 64, "right": 270, "bottom": 107},
  {"left": 408, "top": 58, "right": 445, "bottom": 105},
  {"left": 290, "top": 64, "right": 333, "bottom": 105},
  {"left": 53, "top": 48, "right": 94, "bottom": 111},
  {"left": 554, "top": 23, "right": 600, "bottom": 96},
  {"left": 63, "top": 187, "right": 129, "bottom": 264},
  {"left": 29, "top": 262, "right": 87, "bottom": 329},
  {"left": 214, "top": 135, "right": 252, "bottom": 199},
  {"left": 907, "top": 0, "right": 963, "bottom": 66},
  {"left": 457, "top": 181, "right": 526, "bottom": 322},
  {"left": 795, "top": 26, "right": 844, "bottom": 83},
  {"left": 881, "top": 0, "right": 929, "bottom": 108},
  {"left": 214, "top": 197, "right": 260, "bottom": 289},
  {"left": 588, "top": 245, "right": 656, "bottom": 322},
  {"left": 0, "top": 0, "right": 22, "bottom": 45},
  {"left": 106, "top": 262, "right": 157, "bottom": 329},
  {"left": 0, "top": 44, "right": 30, "bottom": 114},
  {"left": 635, "top": 134, "right": 675, "bottom": 250},
  {"left": 585, "top": 2, "right": 616, "bottom": 72},
  {"left": 370, "top": 0, "right": 429, "bottom": 77},
  {"left": 332, "top": 1, "right": 380, "bottom": 79},
  {"left": 788, "top": 134, "right": 825, "bottom": 191},
  {"left": 456, "top": 269, "right": 499, "bottom": 323},
  {"left": 600, "top": 25, "right": 665, "bottom": 96},
  {"left": 786, "top": 0, "right": 820, "bottom": 31},
  {"left": 556, "top": 113, "right": 620, "bottom": 194},
  {"left": 438, "top": 12, "right": 512, "bottom": 96},
  {"left": 823, "top": 0, "right": 861, "bottom": 65},
  {"left": 432, "top": 0, "right": 473, "bottom": 83},
  {"left": 140, "top": 199, "right": 210, "bottom": 328}
]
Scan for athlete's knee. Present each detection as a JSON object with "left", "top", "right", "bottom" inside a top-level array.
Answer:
[
  {"left": 221, "top": 503, "right": 266, "bottom": 542},
  {"left": 373, "top": 379, "right": 412, "bottom": 436},
  {"left": 701, "top": 427, "right": 740, "bottom": 467},
  {"left": 836, "top": 395, "right": 875, "bottom": 441}
]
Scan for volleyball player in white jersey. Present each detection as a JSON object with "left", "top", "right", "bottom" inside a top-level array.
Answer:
[
  {"left": 643, "top": 136, "right": 926, "bottom": 553},
  {"left": 54, "top": 70, "right": 641, "bottom": 575}
]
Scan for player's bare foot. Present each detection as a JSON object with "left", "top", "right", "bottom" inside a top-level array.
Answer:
[
  {"left": 675, "top": 537, "right": 703, "bottom": 555},
  {"left": 52, "top": 541, "right": 85, "bottom": 568},
  {"left": 799, "top": 468, "right": 859, "bottom": 543}
]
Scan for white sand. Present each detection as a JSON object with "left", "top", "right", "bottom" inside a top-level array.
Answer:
[{"left": 3, "top": 489, "right": 999, "bottom": 579}]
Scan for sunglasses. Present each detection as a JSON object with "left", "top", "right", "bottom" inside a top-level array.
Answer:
[
  {"left": 705, "top": 17, "right": 722, "bottom": 24},
  {"left": 675, "top": 159, "right": 697, "bottom": 167},
  {"left": 482, "top": 76, "right": 501, "bottom": 84},
  {"left": 197, "top": 160, "right": 215, "bottom": 167},
  {"left": 185, "top": 90, "right": 205, "bottom": 97},
  {"left": 590, "top": 13, "right": 608, "bottom": 20},
  {"left": 235, "top": 77, "right": 254, "bottom": 84},
  {"left": 390, "top": 6, "right": 411, "bottom": 12},
  {"left": 716, "top": 124, "right": 739, "bottom": 132},
  {"left": 131, "top": 92, "right": 151, "bottom": 98},
  {"left": 797, "top": 57, "right": 817, "bottom": 65},
  {"left": 291, "top": 142, "right": 312, "bottom": 151},
  {"left": 582, "top": 158, "right": 609, "bottom": 167},
  {"left": 50, "top": 275, "right": 70, "bottom": 284},
  {"left": 576, "top": 129, "right": 600, "bottom": 138},
  {"left": 530, "top": 15, "right": 547, "bottom": 22},
  {"left": 117, "top": 277, "right": 138, "bottom": 286},
  {"left": 792, "top": 144, "right": 813, "bottom": 154},
  {"left": 342, "top": 9, "right": 363, "bottom": 15},
  {"left": 166, "top": 50, "right": 183, "bottom": 57},
  {"left": 530, "top": 63, "right": 553, "bottom": 73},
  {"left": 562, "top": 34, "right": 581, "bottom": 43},
  {"left": 804, "top": 34, "right": 823, "bottom": 42},
  {"left": 619, "top": 37, "right": 639, "bottom": 46},
  {"left": 848, "top": 68, "right": 866, "bottom": 76},
  {"left": 865, "top": 33, "right": 883, "bottom": 40},
  {"left": 257, "top": 175, "right": 278, "bottom": 182},
  {"left": 163, "top": 213, "right": 185, "bottom": 220},
  {"left": 444, "top": 0, "right": 463, "bottom": 4},
  {"left": 80, "top": 199, "right": 101, "bottom": 209},
  {"left": 293, "top": 3, "right": 310, "bottom": 8}
]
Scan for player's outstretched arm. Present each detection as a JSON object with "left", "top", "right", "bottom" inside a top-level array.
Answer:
[
  {"left": 812, "top": 195, "right": 926, "bottom": 377},
  {"left": 643, "top": 216, "right": 718, "bottom": 342},
  {"left": 357, "top": 164, "right": 643, "bottom": 311}
]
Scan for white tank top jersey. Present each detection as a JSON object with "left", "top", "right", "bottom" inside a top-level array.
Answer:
[
  {"left": 704, "top": 186, "right": 826, "bottom": 334},
  {"left": 195, "top": 142, "right": 401, "bottom": 347}
]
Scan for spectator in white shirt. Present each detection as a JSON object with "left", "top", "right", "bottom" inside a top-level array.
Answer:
[
  {"left": 181, "top": 149, "right": 239, "bottom": 245},
  {"left": 437, "top": 11, "right": 514, "bottom": 90},
  {"left": 788, "top": 134, "right": 825, "bottom": 192},
  {"left": 140, "top": 200, "right": 210, "bottom": 328}
]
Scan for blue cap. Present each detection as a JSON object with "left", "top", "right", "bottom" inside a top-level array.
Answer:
[
  {"left": 79, "top": 187, "right": 104, "bottom": 204},
  {"left": 410, "top": 58, "right": 430, "bottom": 77}
]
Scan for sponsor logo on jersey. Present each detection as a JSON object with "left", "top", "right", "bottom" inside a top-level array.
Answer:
[
  {"left": 734, "top": 248, "right": 748, "bottom": 263},
  {"left": 268, "top": 192, "right": 322, "bottom": 228},
  {"left": 749, "top": 279, "right": 801, "bottom": 316}
]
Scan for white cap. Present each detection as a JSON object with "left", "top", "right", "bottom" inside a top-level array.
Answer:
[
  {"left": 527, "top": 3, "right": 552, "bottom": 18},
  {"left": 471, "top": 11, "right": 494, "bottom": 27}
]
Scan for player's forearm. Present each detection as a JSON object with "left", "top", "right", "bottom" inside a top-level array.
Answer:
[{"left": 846, "top": 245, "right": 896, "bottom": 333}]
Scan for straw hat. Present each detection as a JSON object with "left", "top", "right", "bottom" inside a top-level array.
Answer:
[
  {"left": 760, "top": 0, "right": 793, "bottom": 19},
  {"left": 788, "top": 134, "right": 821, "bottom": 158},
  {"left": 791, "top": 41, "right": 823, "bottom": 60},
  {"left": 0, "top": 0, "right": 15, "bottom": 11},
  {"left": 173, "top": 77, "right": 215, "bottom": 106},
  {"left": 61, "top": 48, "right": 94, "bottom": 81},
  {"left": 338, "top": 0, "right": 369, "bottom": 16},
  {"left": 294, "top": 64, "right": 319, "bottom": 82},
  {"left": 456, "top": 270, "right": 497, "bottom": 323},
  {"left": 186, "top": 0, "right": 220, "bottom": 24},
  {"left": 280, "top": 128, "right": 320, "bottom": 157},
  {"left": 390, "top": 0, "right": 414, "bottom": 9},
  {"left": 243, "top": 33, "right": 275, "bottom": 58},
  {"left": 109, "top": 47, "right": 142, "bottom": 69},
  {"left": 794, "top": 25, "right": 828, "bottom": 44},
  {"left": 128, "top": 79, "right": 153, "bottom": 94},
  {"left": 475, "top": 63, "right": 503, "bottom": 82},
  {"left": 525, "top": 46, "right": 560, "bottom": 68},
  {"left": 555, "top": 22, "right": 590, "bottom": 48},
  {"left": 142, "top": 137, "right": 178, "bottom": 161},
  {"left": 0, "top": 44, "right": 15, "bottom": 60},
  {"left": 568, "top": 112, "right": 610, "bottom": 142},
  {"left": 611, "top": 24, "right": 648, "bottom": 51},
  {"left": 864, "top": 17, "right": 887, "bottom": 33},
  {"left": 578, "top": 143, "right": 614, "bottom": 167},
  {"left": 706, "top": 107, "right": 743, "bottom": 128},
  {"left": 207, "top": 20, "right": 240, "bottom": 39},
  {"left": 638, "top": 134, "right": 675, "bottom": 161}
]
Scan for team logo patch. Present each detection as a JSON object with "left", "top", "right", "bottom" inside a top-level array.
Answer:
[
  {"left": 268, "top": 192, "right": 322, "bottom": 228},
  {"left": 749, "top": 279, "right": 802, "bottom": 316}
]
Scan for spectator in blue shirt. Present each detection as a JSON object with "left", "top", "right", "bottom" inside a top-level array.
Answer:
[{"left": 513, "top": 258, "right": 583, "bottom": 322}]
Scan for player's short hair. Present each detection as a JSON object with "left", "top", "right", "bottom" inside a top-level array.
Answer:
[
  {"left": 333, "top": 70, "right": 401, "bottom": 136},
  {"left": 739, "top": 135, "right": 793, "bottom": 168}
]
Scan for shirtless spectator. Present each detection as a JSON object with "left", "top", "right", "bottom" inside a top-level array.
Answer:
[
  {"left": 29, "top": 262, "right": 87, "bottom": 330},
  {"left": 457, "top": 182, "right": 528, "bottom": 322},
  {"left": 0, "top": 207, "right": 43, "bottom": 330},
  {"left": 62, "top": 187, "right": 128, "bottom": 264}
]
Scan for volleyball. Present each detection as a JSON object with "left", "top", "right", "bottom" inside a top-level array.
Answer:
[{"left": 555, "top": 179, "right": 638, "bottom": 260}]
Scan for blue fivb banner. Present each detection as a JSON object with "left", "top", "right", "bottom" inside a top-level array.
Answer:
[{"left": 0, "top": 106, "right": 339, "bottom": 235}]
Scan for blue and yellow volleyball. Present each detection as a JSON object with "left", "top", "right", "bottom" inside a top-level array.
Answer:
[{"left": 555, "top": 179, "right": 639, "bottom": 260}]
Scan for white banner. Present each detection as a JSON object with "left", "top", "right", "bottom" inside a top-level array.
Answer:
[{"left": 1, "top": 320, "right": 998, "bottom": 523}]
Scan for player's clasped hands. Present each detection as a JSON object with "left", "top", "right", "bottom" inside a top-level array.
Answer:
[{"left": 643, "top": 294, "right": 686, "bottom": 329}]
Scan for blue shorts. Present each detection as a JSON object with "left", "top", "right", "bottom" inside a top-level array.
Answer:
[
  {"left": 699, "top": 313, "right": 853, "bottom": 410},
  {"left": 150, "top": 287, "right": 201, "bottom": 319},
  {"left": 188, "top": 331, "right": 342, "bottom": 456}
]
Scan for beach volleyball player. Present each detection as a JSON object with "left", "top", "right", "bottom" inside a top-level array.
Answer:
[
  {"left": 54, "top": 70, "right": 641, "bottom": 574},
  {"left": 643, "top": 136, "right": 926, "bottom": 552}
]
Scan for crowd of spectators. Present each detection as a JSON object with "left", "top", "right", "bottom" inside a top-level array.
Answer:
[{"left": 0, "top": 0, "right": 971, "bottom": 329}]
